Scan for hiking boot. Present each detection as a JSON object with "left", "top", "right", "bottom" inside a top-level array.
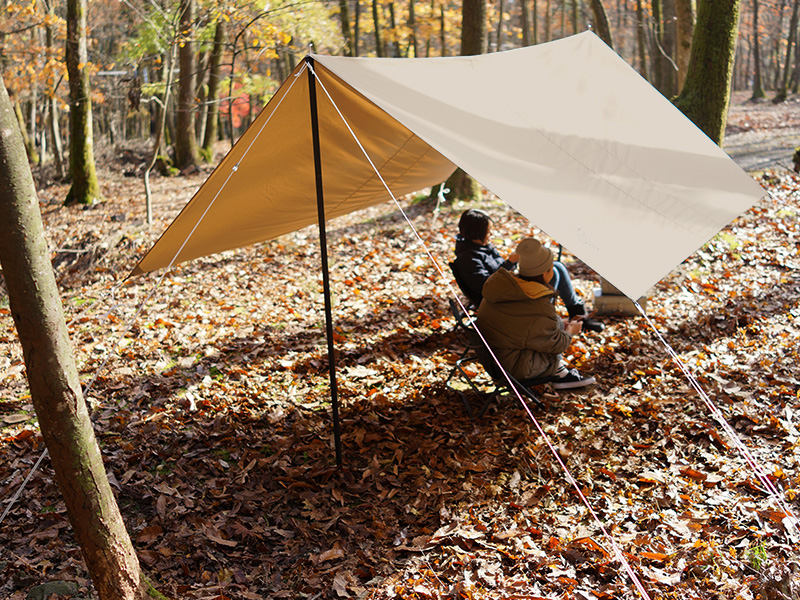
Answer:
[
  {"left": 567, "top": 304, "right": 604, "bottom": 333},
  {"left": 552, "top": 368, "right": 596, "bottom": 390}
]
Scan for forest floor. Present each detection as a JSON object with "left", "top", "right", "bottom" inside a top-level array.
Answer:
[{"left": 2, "top": 94, "right": 800, "bottom": 600}]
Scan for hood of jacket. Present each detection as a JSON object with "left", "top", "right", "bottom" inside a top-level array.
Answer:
[{"left": 481, "top": 268, "right": 554, "bottom": 304}]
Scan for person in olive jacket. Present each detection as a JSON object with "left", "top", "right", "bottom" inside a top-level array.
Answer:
[{"left": 476, "top": 237, "right": 596, "bottom": 390}]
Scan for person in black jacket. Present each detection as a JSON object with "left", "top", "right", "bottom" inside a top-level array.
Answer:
[{"left": 452, "top": 208, "right": 604, "bottom": 332}]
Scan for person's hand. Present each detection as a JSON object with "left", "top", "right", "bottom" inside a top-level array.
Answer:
[
  {"left": 565, "top": 318, "right": 583, "bottom": 335},
  {"left": 508, "top": 252, "right": 519, "bottom": 263}
]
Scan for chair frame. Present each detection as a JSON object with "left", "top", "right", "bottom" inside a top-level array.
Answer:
[{"left": 445, "top": 298, "right": 552, "bottom": 418}]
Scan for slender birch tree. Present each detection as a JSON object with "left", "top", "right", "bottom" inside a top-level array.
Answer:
[{"left": 0, "top": 71, "right": 158, "bottom": 600}]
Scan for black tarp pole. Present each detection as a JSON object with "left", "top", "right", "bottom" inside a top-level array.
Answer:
[{"left": 306, "top": 57, "right": 343, "bottom": 469}]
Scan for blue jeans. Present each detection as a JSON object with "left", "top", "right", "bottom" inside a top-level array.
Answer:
[{"left": 551, "top": 261, "right": 580, "bottom": 309}]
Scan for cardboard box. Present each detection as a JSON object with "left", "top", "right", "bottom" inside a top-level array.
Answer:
[
  {"left": 593, "top": 288, "right": 647, "bottom": 316},
  {"left": 600, "top": 278, "right": 623, "bottom": 295}
]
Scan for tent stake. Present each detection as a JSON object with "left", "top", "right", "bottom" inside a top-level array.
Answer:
[{"left": 307, "top": 58, "right": 343, "bottom": 469}]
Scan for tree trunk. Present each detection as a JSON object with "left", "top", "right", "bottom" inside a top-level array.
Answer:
[
  {"left": 792, "top": 20, "right": 800, "bottom": 92},
  {"left": 635, "top": 0, "right": 648, "bottom": 79},
  {"left": 354, "top": 0, "right": 361, "bottom": 55},
  {"left": 408, "top": 0, "right": 420, "bottom": 57},
  {"left": 194, "top": 47, "right": 208, "bottom": 143},
  {"left": 496, "top": 0, "right": 504, "bottom": 50},
  {"left": 588, "top": 0, "right": 614, "bottom": 48},
  {"left": 532, "top": 0, "right": 538, "bottom": 44},
  {"left": 672, "top": 0, "right": 743, "bottom": 145},
  {"left": 64, "top": 0, "right": 99, "bottom": 205},
  {"left": 751, "top": 0, "right": 766, "bottom": 99},
  {"left": 571, "top": 0, "right": 579, "bottom": 34},
  {"left": 145, "top": 47, "right": 176, "bottom": 225},
  {"left": 775, "top": 0, "right": 800, "bottom": 102},
  {"left": 522, "top": 0, "right": 531, "bottom": 46},
  {"left": 202, "top": 20, "right": 225, "bottom": 159},
  {"left": 674, "top": 0, "right": 694, "bottom": 92},
  {"left": 0, "top": 72, "right": 152, "bottom": 600},
  {"left": 544, "top": 0, "right": 551, "bottom": 41},
  {"left": 388, "top": 2, "right": 402, "bottom": 55},
  {"left": 13, "top": 101, "right": 38, "bottom": 163},
  {"left": 48, "top": 96, "right": 65, "bottom": 179},
  {"left": 372, "top": 0, "right": 384, "bottom": 56},
  {"left": 445, "top": 0, "right": 485, "bottom": 202},
  {"left": 339, "top": 0, "right": 354, "bottom": 55},
  {"left": 461, "top": 0, "right": 487, "bottom": 54},
  {"left": 174, "top": 0, "right": 201, "bottom": 170},
  {"left": 440, "top": 3, "right": 447, "bottom": 55},
  {"left": 652, "top": 0, "right": 678, "bottom": 97},
  {"left": 43, "top": 0, "right": 65, "bottom": 178},
  {"left": 772, "top": 0, "right": 788, "bottom": 89}
]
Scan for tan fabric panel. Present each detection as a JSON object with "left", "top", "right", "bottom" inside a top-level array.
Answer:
[{"left": 131, "top": 62, "right": 455, "bottom": 276}]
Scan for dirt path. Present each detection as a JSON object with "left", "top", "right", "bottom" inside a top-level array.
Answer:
[{"left": 724, "top": 92, "right": 800, "bottom": 173}]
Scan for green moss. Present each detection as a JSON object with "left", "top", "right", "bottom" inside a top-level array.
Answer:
[{"left": 143, "top": 574, "right": 171, "bottom": 600}]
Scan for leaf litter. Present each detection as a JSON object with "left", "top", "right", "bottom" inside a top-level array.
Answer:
[{"left": 2, "top": 111, "right": 800, "bottom": 599}]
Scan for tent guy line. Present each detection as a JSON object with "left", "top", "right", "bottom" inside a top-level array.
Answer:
[
  {"left": 0, "top": 68, "right": 310, "bottom": 523},
  {"left": 636, "top": 301, "right": 800, "bottom": 544},
  {"left": 140, "top": 64, "right": 309, "bottom": 281},
  {"left": 313, "top": 52, "right": 798, "bottom": 553},
  {"left": 311, "top": 58, "right": 655, "bottom": 599}
]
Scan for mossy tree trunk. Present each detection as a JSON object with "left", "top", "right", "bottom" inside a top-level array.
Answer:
[
  {"left": 174, "top": 0, "right": 201, "bottom": 170},
  {"left": 672, "top": 0, "right": 743, "bottom": 146},
  {"left": 0, "top": 72, "right": 151, "bottom": 600},
  {"left": 64, "top": 0, "right": 99, "bottom": 205}
]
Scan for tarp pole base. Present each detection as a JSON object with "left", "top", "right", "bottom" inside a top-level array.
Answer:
[{"left": 307, "top": 58, "right": 343, "bottom": 469}]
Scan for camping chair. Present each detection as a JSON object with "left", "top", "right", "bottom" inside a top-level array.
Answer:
[{"left": 445, "top": 298, "right": 552, "bottom": 418}]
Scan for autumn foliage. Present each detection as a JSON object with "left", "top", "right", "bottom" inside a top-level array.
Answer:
[{"left": 2, "top": 99, "right": 800, "bottom": 599}]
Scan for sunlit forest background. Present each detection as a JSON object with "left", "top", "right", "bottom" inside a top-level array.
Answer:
[{"left": 0, "top": 0, "right": 795, "bottom": 172}]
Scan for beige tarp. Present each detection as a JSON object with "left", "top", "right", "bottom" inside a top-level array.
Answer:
[{"left": 132, "top": 32, "right": 764, "bottom": 300}]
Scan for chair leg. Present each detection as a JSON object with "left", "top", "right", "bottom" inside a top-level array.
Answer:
[
  {"left": 510, "top": 379, "right": 547, "bottom": 412},
  {"left": 446, "top": 351, "right": 498, "bottom": 420}
]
